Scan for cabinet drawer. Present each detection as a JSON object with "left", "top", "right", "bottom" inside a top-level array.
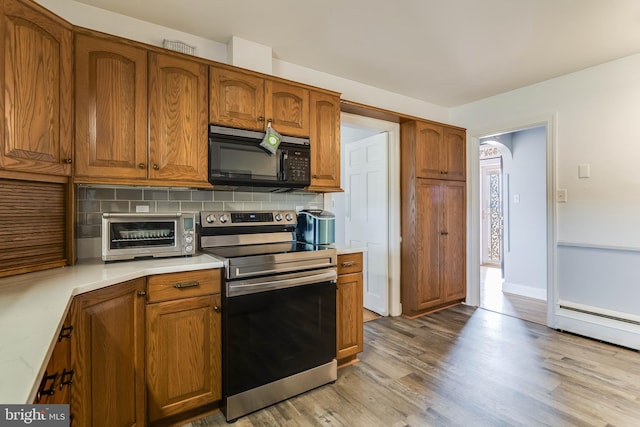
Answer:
[
  {"left": 147, "top": 269, "right": 221, "bottom": 303},
  {"left": 338, "top": 253, "right": 363, "bottom": 275}
]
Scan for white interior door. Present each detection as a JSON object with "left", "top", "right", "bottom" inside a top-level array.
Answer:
[{"left": 344, "top": 133, "right": 389, "bottom": 315}]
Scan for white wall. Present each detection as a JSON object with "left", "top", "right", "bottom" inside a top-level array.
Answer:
[
  {"left": 502, "top": 127, "right": 547, "bottom": 299},
  {"left": 452, "top": 52, "right": 640, "bottom": 347},
  {"left": 36, "top": 0, "right": 450, "bottom": 124}
]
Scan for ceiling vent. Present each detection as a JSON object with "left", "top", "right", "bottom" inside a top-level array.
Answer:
[{"left": 162, "top": 39, "right": 195, "bottom": 56}]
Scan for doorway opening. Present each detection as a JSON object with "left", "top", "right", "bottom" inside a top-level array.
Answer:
[
  {"left": 329, "top": 112, "right": 401, "bottom": 318},
  {"left": 477, "top": 127, "right": 547, "bottom": 325}
]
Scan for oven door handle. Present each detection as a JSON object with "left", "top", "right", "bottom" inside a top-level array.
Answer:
[{"left": 227, "top": 269, "right": 337, "bottom": 297}]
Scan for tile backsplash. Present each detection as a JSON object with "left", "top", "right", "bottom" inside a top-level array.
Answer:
[{"left": 76, "top": 185, "right": 324, "bottom": 239}]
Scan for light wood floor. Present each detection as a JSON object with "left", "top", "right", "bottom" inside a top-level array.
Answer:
[
  {"left": 481, "top": 266, "right": 547, "bottom": 325},
  {"left": 184, "top": 305, "right": 640, "bottom": 426}
]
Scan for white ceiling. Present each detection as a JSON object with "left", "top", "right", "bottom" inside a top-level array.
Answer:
[{"left": 73, "top": 0, "right": 640, "bottom": 107}]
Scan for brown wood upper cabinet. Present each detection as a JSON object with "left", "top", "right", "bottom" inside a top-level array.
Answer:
[
  {"left": 74, "top": 33, "right": 147, "bottom": 180},
  {"left": 414, "top": 121, "right": 466, "bottom": 181},
  {"left": 210, "top": 65, "right": 310, "bottom": 137},
  {"left": 148, "top": 52, "right": 208, "bottom": 183},
  {"left": 1, "top": 0, "right": 72, "bottom": 176},
  {"left": 308, "top": 91, "right": 341, "bottom": 191},
  {"left": 75, "top": 31, "right": 209, "bottom": 187}
]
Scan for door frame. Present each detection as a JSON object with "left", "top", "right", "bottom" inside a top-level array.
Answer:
[
  {"left": 466, "top": 113, "right": 557, "bottom": 327},
  {"left": 333, "top": 112, "right": 402, "bottom": 317}
]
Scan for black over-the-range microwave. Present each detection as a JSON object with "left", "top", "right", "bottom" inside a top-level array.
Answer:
[{"left": 208, "top": 125, "right": 311, "bottom": 190}]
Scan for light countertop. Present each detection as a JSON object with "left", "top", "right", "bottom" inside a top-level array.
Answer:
[
  {"left": 0, "top": 254, "right": 223, "bottom": 405},
  {"left": 331, "top": 245, "right": 367, "bottom": 255}
]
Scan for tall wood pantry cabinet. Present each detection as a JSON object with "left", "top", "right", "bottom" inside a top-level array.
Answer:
[{"left": 401, "top": 120, "right": 467, "bottom": 317}]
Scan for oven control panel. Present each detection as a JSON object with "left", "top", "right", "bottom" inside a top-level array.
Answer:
[{"left": 200, "top": 210, "right": 297, "bottom": 227}]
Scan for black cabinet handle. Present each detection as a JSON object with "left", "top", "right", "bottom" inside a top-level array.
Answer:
[
  {"left": 60, "top": 369, "right": 74, "bottom": 389},
  {"left": 37, "top": 372, "right": 59, "bottom": 401},
  {"left": 58, "top": 325, "right": 73, "bottom": 341}
]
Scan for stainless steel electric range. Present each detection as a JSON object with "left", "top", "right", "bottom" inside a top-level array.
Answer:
[{"left": 199, "top": 210, "right": 338, "bottom": 422}]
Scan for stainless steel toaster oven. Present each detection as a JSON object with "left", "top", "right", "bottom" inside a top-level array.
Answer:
[{"left": 101, "top": 212, "right": 197, "bottom": 261}]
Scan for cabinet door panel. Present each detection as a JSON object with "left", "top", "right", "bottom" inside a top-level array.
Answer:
[
  {"left": 415, "top": 122, "right": 443, "bottom": 179},
  {"left": 309, "top": 91, "right": 341, "bottom": 190},
  {"left": 443, "top": 127, "right": 466, "bottom": 181},
  {"left": 146, "top": 294, "right": 222, "bottom": 422},
  {"left": 2, "top": 0, "right": 72, "bottom": 175},
  {"left": 416, "top": 179, "right": 444, "bottom": 309},
  {"left": 336, "top": 272, "right": 363, "bottom": 360},
  {"left": 441, "top": 181, "right": 466, "bottom": 301},
  {"left": 74, "top": 34, "right": 147, "bottom": 179},
  {"left": 149, "top": 52, "right": 208, "bottom": 183},
  {"left": 70, "top": 279, "right": 146, "bottom": 427},
  {"left": 209, "top": 66, "right": 264, "bottom": 131},
  {"left": 266, "top": 80, "right": 309, "bottom": 137}
]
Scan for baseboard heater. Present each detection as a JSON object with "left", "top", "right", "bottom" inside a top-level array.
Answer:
[{"left": 560, "top": 303, "right": 640, "bottom": 326}]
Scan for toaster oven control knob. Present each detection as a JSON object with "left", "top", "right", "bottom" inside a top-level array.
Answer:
[
  {"left": 285, "top": 213, "right": 293, "bottom": 221},
  {"left": 219, "top": 214, "right": 228, "bottom": 223},
  {"left": 185, "top": 244, "right": 193, "bottom": 253},
  {"left": 184, "top": 235, "right": 193, "bottom": 244},
  {"left": 205, "top": 214, "right": 216, "bottom": 224},
  {"left": 274, "top": 213, "right": 282, "bottom": 221}
]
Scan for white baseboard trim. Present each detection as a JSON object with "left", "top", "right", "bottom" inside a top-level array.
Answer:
[
  {"left": 555, "top": 307, "right": 640, "bottom": 350},
  {"left": 502, "top": 281, "right": 547, "bottom": 300}
]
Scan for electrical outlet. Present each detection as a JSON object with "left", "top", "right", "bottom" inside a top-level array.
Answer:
[{"left": 556, "top": 189, "right": 568, "bottom": 203}]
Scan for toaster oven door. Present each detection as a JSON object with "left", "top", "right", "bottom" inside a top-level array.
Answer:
[{"left": 102, "top": 217, "right": 179, "bottom": 261}]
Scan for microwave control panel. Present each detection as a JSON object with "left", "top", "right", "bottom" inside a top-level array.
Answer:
[{"left": 285, "top": 149, "right": 310, "bottom": 183}]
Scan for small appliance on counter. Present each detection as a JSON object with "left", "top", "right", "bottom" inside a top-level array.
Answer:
[
  {"left": 296, "top": 209, "right": 335, "bottom": 245},
  {"left": 101, "top": 212, "right": 197, "bottom": 261}
]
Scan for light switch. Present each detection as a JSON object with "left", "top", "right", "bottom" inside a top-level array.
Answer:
[
  {"left": 556, "top": 189, "right": 568, "bottom": 203},
  {"left": 578, "top": 164, "right": 591, "bottom": 178},
  {"left": 513, "top": 194, "right": 520, "bottom": 203}
]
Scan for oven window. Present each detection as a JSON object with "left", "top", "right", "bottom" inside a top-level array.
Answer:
[
  {"left": 109, "top": 221, "right": 176, "bottom": 249},
  {"left": 224, "top": 281, "right": 336, "bottom": 396},
  {"left": 215, "top": 142, "right": 278, "bottom": 180}
]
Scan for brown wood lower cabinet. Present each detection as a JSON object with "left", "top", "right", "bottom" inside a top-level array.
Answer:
[
  {"left": 64, "top": 270, "right": 223, "bottom": 426},
  {"left": 34, "top": 321, "right": 73, "bottom": 405},
  {"left": 336, "top": 253, "right": 364, "bottom": 366},
  {"left": 70, "top": 278, "right": 146, "bottom": 427},
  {"left": 146, "top": 269, "right": 222, "bottom": 424}
]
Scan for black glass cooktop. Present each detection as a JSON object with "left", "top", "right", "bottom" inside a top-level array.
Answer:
[{"left": 203, "top": 241, "right": 334, "bottom": 260}]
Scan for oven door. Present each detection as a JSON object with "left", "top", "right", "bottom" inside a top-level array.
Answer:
[{"left": 223, "top": 269, "right": 337, "bottom": 400}]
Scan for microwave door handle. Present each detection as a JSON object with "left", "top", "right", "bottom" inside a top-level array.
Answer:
[{"left": 281, "top": 151, "right": 288, "bottom": 181}]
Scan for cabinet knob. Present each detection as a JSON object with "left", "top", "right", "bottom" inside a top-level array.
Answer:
[
  {"left": 258, "top": 116, "right": 265, "bottom": 122},
  {"left": 312, "top": 175, "right": 319, "bottom": 179},
  {"left": 63, "top": 158, "right": 72, "bottom": 164},
  {"left": 440, "top": 231, "right": 449, "bottom": 235},
  {"left": 137, "top": 290, "right": 146, "bottom": 297},
  {"left": 152, "top": 164, "right": 159, "bottom": 170},
  {"left": 213, "top": 306, "right": 221, "bottom": 313},
  {"left": 138, "top": 163, "right": 146, "bottom": 169}
]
